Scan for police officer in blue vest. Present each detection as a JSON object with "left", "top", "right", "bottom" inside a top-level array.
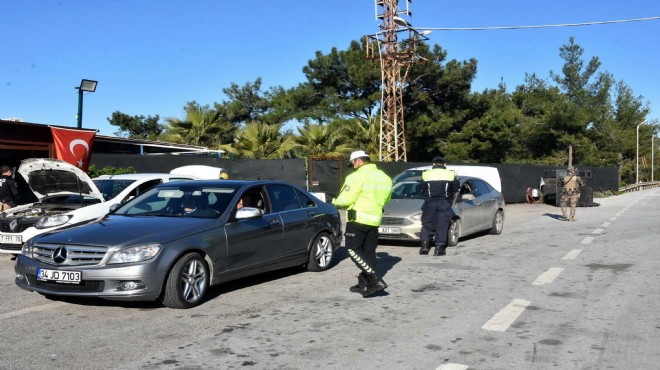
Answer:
[{"left": 419, "top": 157, "right": 460, "bottom": 256}]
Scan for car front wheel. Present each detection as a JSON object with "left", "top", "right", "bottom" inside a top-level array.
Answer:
[
  {"left": 447, "top": 219, "right": 460, "bottom": 247},
  {"left": 306, "top": 232, "right": 335, "bottom": 272},
  {"left": 489, "top": 210, "right": 504, "bottom": 235},
  {"left": 162, "top": 252, "right": 209, "bottom": 309}
]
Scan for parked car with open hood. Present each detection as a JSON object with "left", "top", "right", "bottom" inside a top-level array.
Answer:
[
  {"left": 0, "top": 158, "right": 198, "bottom": 254},
  {"left": 379, "top": 175, "right": 505, "bottom": 246},
  {"left": 15, "top": 179, "right": 341, "bottom": 308}
]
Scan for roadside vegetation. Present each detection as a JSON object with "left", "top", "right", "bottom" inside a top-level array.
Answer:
[{"left": 106, "top": 37, "right": 658, "bottom": 186}]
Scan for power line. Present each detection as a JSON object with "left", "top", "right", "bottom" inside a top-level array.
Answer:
[{"left": 420, "top": 16, "right": 660, "bottom": 31}]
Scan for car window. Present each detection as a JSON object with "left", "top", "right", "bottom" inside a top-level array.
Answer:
[
  {"left": 116, "top": 186, "right": 235, "bottom": 218},
  {"left": 392, "top": 169, "right": 424, "bottom": 184},
  {"left": 267, "top": 184, "right": 301, "bottom": 212},
  {"left": 131, "top": 179, "right": 163, "bottom": 199},
  {"left": 391, "top": 181, "right": 424, "bottom": 199},
  {"left": 460, "top": 181, "right": 477, "bottom": 196},
  {"left": 473, "top": 179, "right": 492, "bottom": 197},
  {"left": 294, "top": 189, "right": 316, "bottom": 208},
  {"left": 93, "top": 179, "right": 136, "bottom": 201},
  {"left": 237, "top": 186, "right": 269, "bottom": 214}
]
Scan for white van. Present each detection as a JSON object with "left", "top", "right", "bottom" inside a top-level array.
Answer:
[
  {"left": 393, "top": 165, "right": 502, "bottom": 193},
  {"left": 170, "top": 165, "right": 228, "bottom": 180}
]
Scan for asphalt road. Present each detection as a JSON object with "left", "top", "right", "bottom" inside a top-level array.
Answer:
[{"left": 1, "top": 189, "right": 659, "bottom": 370}]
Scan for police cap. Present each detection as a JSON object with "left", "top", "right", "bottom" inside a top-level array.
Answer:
[{"left": 432, "top": 156, "right": 446, "bottom": 164}]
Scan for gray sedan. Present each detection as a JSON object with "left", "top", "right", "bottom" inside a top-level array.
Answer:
[
  {"left": 379, "top": 176, "right": 505, "bottom": 246},
  {"left": 15, "top": 180, "right": 341, "bottom": 308}
]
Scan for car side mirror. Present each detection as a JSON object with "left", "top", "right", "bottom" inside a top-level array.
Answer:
[
  {"left": 109, "top": 203, "right": 121, "bottom": 213},
  {"left": 236, "top": 207, "right": 263, "bottom": 220}
]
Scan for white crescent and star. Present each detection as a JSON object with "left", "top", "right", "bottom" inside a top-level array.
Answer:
[{"left": 69, "top": 139, "right": 90, "bottom": 168}]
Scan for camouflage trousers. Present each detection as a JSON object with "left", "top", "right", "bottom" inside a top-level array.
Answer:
[{"left": 560, "top": 192, "right": 580, "bottom": 221}]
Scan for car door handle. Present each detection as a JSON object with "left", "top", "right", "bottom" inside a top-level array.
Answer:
[
  {"left": 307, "top": 211, "right": 315, "bottom": 217},
  {"left": 269, "top": 219, "right": 280, "bottom": 226}
]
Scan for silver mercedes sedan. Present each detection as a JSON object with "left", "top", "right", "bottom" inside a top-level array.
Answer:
[
  {"left": 15, "top": 180, "right": 341, "bottom": 308},
  {"left": 379, "top": 176, "right": 505, "bottom": 246}
]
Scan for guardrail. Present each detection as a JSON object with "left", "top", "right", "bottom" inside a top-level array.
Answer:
[{"left": 619, "top": 181, "right": 660, "bottom": 193}]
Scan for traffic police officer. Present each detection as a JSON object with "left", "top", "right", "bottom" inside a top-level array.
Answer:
[
  {"left": 333, "top": 150, "right": 392, "bottom": 297},
  {"left": 419, "top": 156, "right": 460, "bottom": 256}
]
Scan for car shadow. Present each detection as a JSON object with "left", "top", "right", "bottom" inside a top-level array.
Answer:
[{"left": 44, "top": 251, "right": 351, "bottom": 310}]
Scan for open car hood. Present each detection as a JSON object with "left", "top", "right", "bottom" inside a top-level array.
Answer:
[{"left": 17, "top": 158, "right": 104, "bottom": 200}]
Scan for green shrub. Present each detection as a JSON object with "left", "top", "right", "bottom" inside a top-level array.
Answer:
[{"left": 87, "top": 164, "right": 135, "bottom": 178}]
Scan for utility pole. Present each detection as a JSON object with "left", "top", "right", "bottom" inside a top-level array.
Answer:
[{"left": 366, "top": 0, "right": 428, "bottom": 162}]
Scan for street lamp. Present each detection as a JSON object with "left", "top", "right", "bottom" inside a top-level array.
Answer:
[
  {"left": 76, "top": 79, "right": 98, "bottom": 129},
  {"left": 636, "top": 121, "right": 646, "bottom": 183}
]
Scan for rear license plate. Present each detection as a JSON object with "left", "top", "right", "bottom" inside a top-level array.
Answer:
[
  {"left": 378, "top": 227, "right": 401, "bottom": 234},
  {"left": 36, "top": 268, "right": 82, "bottom": 284},
  {"left": 0, "top": 233, "right": 22, "bottom": 244}
]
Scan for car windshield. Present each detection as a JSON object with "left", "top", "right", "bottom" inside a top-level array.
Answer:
[
  {"left": 93, "top": 179, "right": 137, "bottom": 201},
  {"left": 392, "top": 169, "right": 424, "bottom": 184},
  {"left": 114, "top": 185, "right": 237, "bottom": 218},
  {"left": 391, "top": 180, "right": 425, "bottom": 199}
]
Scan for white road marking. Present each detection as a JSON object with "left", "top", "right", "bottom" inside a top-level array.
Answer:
[
  {"left": 0, "top": 302, "right": 66, "bottom": 321},
  {"left": 532, "top": 267, "right": 564, "bottom": 285},
  {"left": 561, "top": 249, "right": 582, "bottom": 260},
  {"left": 581, "top": 236, "right": 595, "bottom": 245},
  {"left": 436, "top": 363, "right": 469, "bottom": 370},
  {"left": 600, "top": 222, "right": 611, "bottom": 228},
  {"left": 592, "top": 228, "right": 604, "bottom": 234},
  {"left": 482, "top": 299, "right": 531, "bottom": 332},
  {"left": 609, "top": 217, "right": 617, "bottom": 221}
]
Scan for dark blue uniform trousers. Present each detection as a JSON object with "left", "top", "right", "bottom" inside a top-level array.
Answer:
[{"left": 421, "top": 198, "right": 453, "bottom": 246}]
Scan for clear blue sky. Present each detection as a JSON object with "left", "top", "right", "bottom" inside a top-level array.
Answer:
[{"left": 2, "top": 0, "right": 659, "bottom": 137}]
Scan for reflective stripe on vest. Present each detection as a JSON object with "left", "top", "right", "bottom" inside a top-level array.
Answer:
[{"left": 422, "top": 168, "right": 456, "bottom": 181}]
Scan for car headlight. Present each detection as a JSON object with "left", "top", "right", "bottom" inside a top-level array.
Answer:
[
  {"left": 35, "top": 214, "right": 73, "bottom": 229},
  {"left": 21, "top": 241, "right": 34, "bottom": 257},
  {"left": 108, "top": 244, "right": 162, "bottom": 264},
  {"left": 411, "top": 213, "right": 423, "bottom": 221}
]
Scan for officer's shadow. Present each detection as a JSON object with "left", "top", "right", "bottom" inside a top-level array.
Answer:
[
  {"left": 543, "top": 213, "right": 565, "bottom": 221},
  {"left": 369, "top": 252, "right": 401, "bottom": 298}
]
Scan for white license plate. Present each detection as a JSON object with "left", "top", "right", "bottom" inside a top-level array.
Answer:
[
  {"left": 378, "top": 227, "right": 401, "bottom": 235},
  {"left": 37, "top": 268, "right": 82, "bottom": 284},
  {"left": 0, "top": 233, "right": 23, "bottom": 244}
]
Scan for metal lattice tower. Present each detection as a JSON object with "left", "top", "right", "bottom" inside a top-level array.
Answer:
[{"left": 366, "top": 0, "right": 427, "bottom": 162}]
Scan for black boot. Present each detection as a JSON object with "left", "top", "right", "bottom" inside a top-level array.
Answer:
[
  {"left": 419, "top": 240, "right": 431, "bottom": 255},
  {"left": 349, "top": 273, "right": 369, "bottom": 293},
  {"left": 433, "top": 245, "right": 446, "bottom": 256},
  {"left": 362, "top": 273, "right": 388, "bottom": 297}
]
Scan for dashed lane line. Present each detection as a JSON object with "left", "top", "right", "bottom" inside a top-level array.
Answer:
[
  {"left": 600, "top": 221, "right": 611, "bottom": 228},
  {"left": 436, "top": 363, "right": 469, "bottom": 370},
  {"left": 561, "top": 249, "right": 582, "bottom": 260},
  {"left": 482, "top": 299, "right": 531, "bottom": 332},
  {"left": 592, "top": 228, "right": 604, "bottom": 234},
  {"left": 580, "top": 236, "right": 595, "bottom": 245},
  {"left": 532, "top": 267, "right": 564, "bottom": 286}
]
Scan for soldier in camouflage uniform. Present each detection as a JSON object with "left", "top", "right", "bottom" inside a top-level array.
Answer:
[{"left": 559, "top": 167, "right": 583, "bottom": 221}]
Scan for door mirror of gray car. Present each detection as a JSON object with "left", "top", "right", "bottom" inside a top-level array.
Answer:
[{"left": 236, "top": 207, "right": 263, "bottom": 220}]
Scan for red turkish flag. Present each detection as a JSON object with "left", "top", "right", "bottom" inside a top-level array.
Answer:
[{"left": 50, "top": 127, "right": 96, "bottom": 171}]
